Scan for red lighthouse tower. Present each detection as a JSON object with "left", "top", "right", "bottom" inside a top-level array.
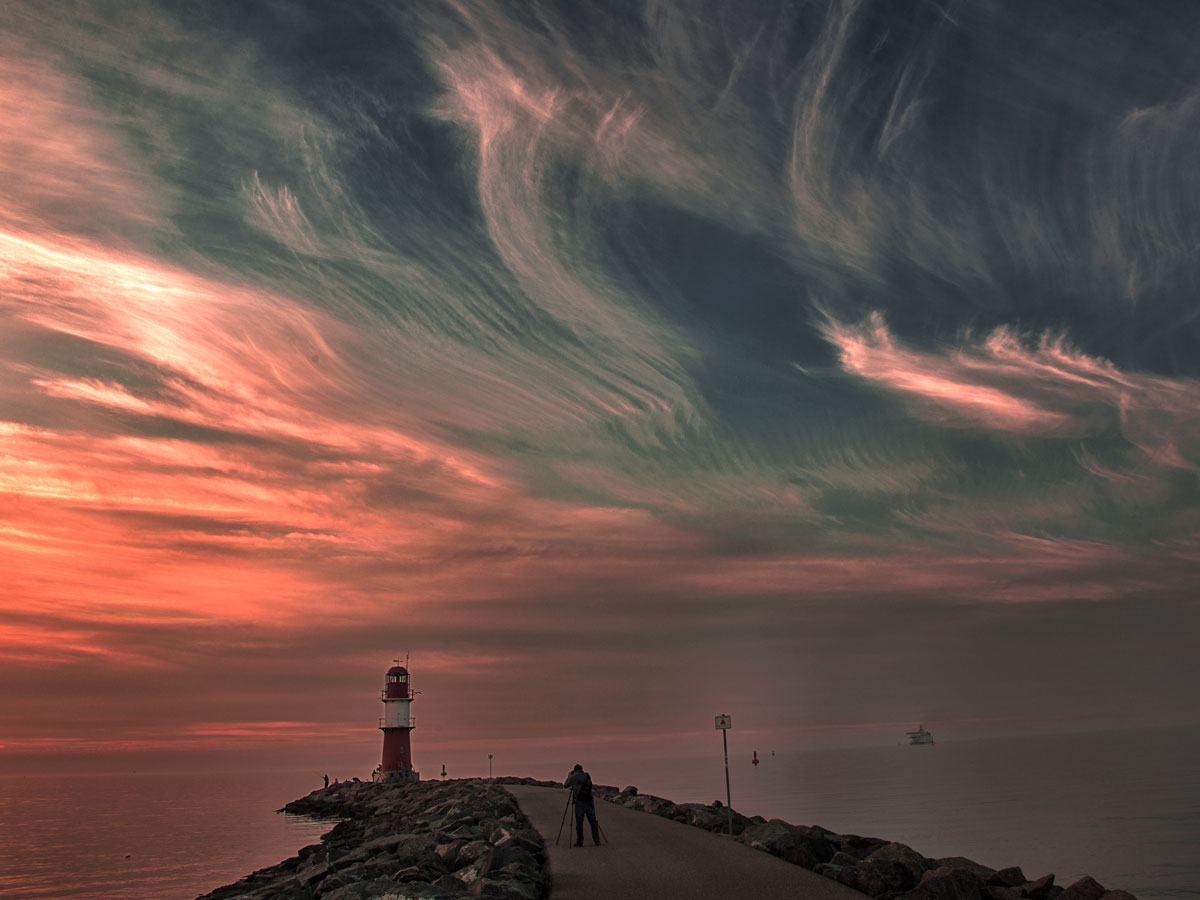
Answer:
[{"left": 379, "top": 662, "right": 418, "bottom": 783}]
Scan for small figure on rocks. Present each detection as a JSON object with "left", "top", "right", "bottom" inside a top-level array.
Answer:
[
  {"left": 564, "top": 763, "right": 601, "bottom": 846},
  {"left": 323, "top": 773, "right": 329, "bottom": 788}
]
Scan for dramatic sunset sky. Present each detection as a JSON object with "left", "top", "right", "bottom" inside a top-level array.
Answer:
[{"left": 3, "top": 0, "right": 1199, "bottom": 775}]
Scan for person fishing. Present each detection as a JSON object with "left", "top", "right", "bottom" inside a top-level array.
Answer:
[{"left": 563, "top": 764, "right": 601, "bottom": 846}]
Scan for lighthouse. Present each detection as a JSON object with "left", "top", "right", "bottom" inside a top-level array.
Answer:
[{"left": 378, "top": 662, "right": 419, "bottom": 783}]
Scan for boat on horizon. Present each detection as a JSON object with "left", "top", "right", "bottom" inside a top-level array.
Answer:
[{"left": 906, "top": 725, "right": 934, "bottom": 745}]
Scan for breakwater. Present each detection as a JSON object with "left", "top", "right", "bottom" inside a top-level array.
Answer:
[
  {"left": 197, "top": 777, "right": 1136, "bottom": 900},
  {"left": 196, "top": 777, "right": 554, "bottom": 900},
  {"left": 590, "top": 783, "right": 1138, "bottom": 900}
]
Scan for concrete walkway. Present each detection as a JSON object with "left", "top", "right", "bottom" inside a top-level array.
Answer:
[{"left": 506, "top": 785, "right": 869, "bottom": 900}]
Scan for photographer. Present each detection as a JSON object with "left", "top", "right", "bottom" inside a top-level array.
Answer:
[{"left": 563, "top": 764, "right": 601, "bottom": 846}]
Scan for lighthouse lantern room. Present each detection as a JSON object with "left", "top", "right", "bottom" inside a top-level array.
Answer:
[{"left": 378, "top": 662, "right": 419, "bottom": 783}]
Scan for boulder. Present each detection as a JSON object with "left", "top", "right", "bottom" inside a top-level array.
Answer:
[
  {"left": 392, "top": 864, "right": 442, "bottom": 883},
  {"left": 936, "top": 857, "right": 998, "bottom": 881},
  {"left": 901, "top": 867, "right": 988, "bottom": 900},
  {"left": 782, "top": 822, "right": 835, "bottom": 861},
  {"left": 991, "top": 868, "right": 1028, "bottom": 888},
  {"left": 490, "top": 776, "right": 560, "bottom": 788},
  {"left": 1099, "top": 893, "right": 1137, "bottom": 900},
  {"left": 633, "top": 796, "right": 683, "bottom": 819},
  {"left": 454, "top": 840, "right": 493, "bottom": 868},
  {"left": 1022, "top": 874, "right": 1056, "bottom": 900},
  {"left": 678, "top": 802, "right": 731, "bottom": 832},
  {"left": 494, "top": 845, "right": 539, "bottom": 874},
  {"left": 313, "top": 871, "right": 358, "bottom": 894},
  {"left": 832, "top": 833, "right": 890, "bottom": 861},
  {"left": 434, "top": 842, "right": 461, "bottom": 865},
  {"left": 491, "top": 829, "right": 543, "bottom": 859},
  {"left": 834, "top": 865, "right": 862, "bottom": 890},
  {"left": 740, "top": 820, "right": 836, "bottom": 868},
  {"left": 432, "top": 872, "right": 469, "bottom": 892},
  {"left": 868, "top": 842, "right": 935, "bottom": 878},
  {"left": 359, "top": 835, "right": 406, "bottom": 855},
  {"left": 454, "top": 853, "right": 493, "bottom": 886},
  {"left": 395, "top": 836, "right": 440, "bottom": 867},
  {"left": 321, "top": 879, "right": 405, "bottom": 900},
  {"left": 363, "top": 851, "right": 402, "bottom": 875},
  {"left": 845, "top": 857, "right": 919, "bottom": 895},
  {"left": 296, "top": 861, "right": 329, "bottom": 887}
]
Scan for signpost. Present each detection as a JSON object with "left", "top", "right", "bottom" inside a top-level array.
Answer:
[{"left": 715, "top": 714, "right": 733, "bottom": 835}]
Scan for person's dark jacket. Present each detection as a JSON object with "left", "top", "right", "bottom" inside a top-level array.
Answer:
[{"left": 564, "top": 769, "right": 592, "bottom": 800}]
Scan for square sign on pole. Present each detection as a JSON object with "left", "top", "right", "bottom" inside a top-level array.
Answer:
[{"left": 714, "top": 713, "right": 733, "bottom": 835}]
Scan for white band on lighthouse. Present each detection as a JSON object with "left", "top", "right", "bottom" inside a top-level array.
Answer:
[{"left": 381, "top": 700, "right": 412, "bottom": 728}]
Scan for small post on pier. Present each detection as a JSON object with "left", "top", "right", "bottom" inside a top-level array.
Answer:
[{"left": 715, "top": 713, "right": 733, "bottom": 835}]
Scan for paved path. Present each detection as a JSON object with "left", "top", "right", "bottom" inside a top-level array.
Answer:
[{"left": 506, "top": 786, "right": 868, "bottom": 900}]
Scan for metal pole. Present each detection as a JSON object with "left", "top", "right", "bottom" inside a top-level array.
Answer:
[
  {"left": 722, "top": 727, "right": 732, "bottom": 835},
  {"left": 488, "top": 754, "right": 493, "bottom": 777}
]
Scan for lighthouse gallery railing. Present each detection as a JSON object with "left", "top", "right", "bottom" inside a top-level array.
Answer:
[{"left": 378, "top": 716, "right": 416, "bottom": 728}]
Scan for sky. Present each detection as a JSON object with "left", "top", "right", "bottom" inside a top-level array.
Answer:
[{"left": 2, "top": 0, "right": 1199, "bottom": 776}]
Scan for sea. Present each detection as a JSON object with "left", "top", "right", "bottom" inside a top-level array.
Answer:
[{"left": 1, "top": 725, "right": 1196, "bottom": 900}]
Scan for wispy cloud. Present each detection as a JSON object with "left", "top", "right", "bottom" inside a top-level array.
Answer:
[
  {"left": 0, "top": 47, "right": 161, "bottom": 231},
  {"left": 822, "top": 311, "right": 1200, "bottom": 472}
]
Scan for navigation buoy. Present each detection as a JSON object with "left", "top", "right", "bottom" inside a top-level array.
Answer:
[{"left": 752, "top": 750, "right": 760, "bottom": 765}]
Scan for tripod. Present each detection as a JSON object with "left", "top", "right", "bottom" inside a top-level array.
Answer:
[{"left": 555, "top": 788, "right": 608, "bottom": 847}]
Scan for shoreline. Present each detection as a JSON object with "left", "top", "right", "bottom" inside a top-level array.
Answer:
[{"left": 196, "top": 776, "right": 1136, "bottom": 900}]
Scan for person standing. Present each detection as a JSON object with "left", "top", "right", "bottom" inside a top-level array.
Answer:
[{"left": 563, "top": 764, "right": 600, "bottom": 846}]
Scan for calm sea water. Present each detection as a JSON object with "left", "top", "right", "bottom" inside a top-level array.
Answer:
[
  {"left": 0, "top": 769, "right": 330, "bottom": 900},
  {"left": 0, "top": 726, "right": 1195, "bottom": 899}
]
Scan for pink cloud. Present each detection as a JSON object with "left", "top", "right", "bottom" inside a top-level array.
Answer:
[
  {"left": 823, "top": 312, "right": 1072, "bottom": 432},
  {"left": 822, "top": 311, "right": 1200, "bottom": 472},
  {"left": 0, "top": 48, "right": 164, "bottom": 237},
  {"left": 0, "top": 222, "right": 528, "bottom": 640}
]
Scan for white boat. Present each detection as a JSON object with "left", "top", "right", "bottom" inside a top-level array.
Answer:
[{"left": 906, "top": 725, "right": 934, "bottom": 745}]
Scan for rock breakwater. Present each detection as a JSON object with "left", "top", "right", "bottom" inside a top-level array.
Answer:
[
  {"left": 590, "top": 784, "right": 1138, "bottom": 900},
  {"left": 196, "top": 778, "right": 555, "bottom": 900},
  {"left": 196, "top": 776, "right": 1137, "bottom": 900}
]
